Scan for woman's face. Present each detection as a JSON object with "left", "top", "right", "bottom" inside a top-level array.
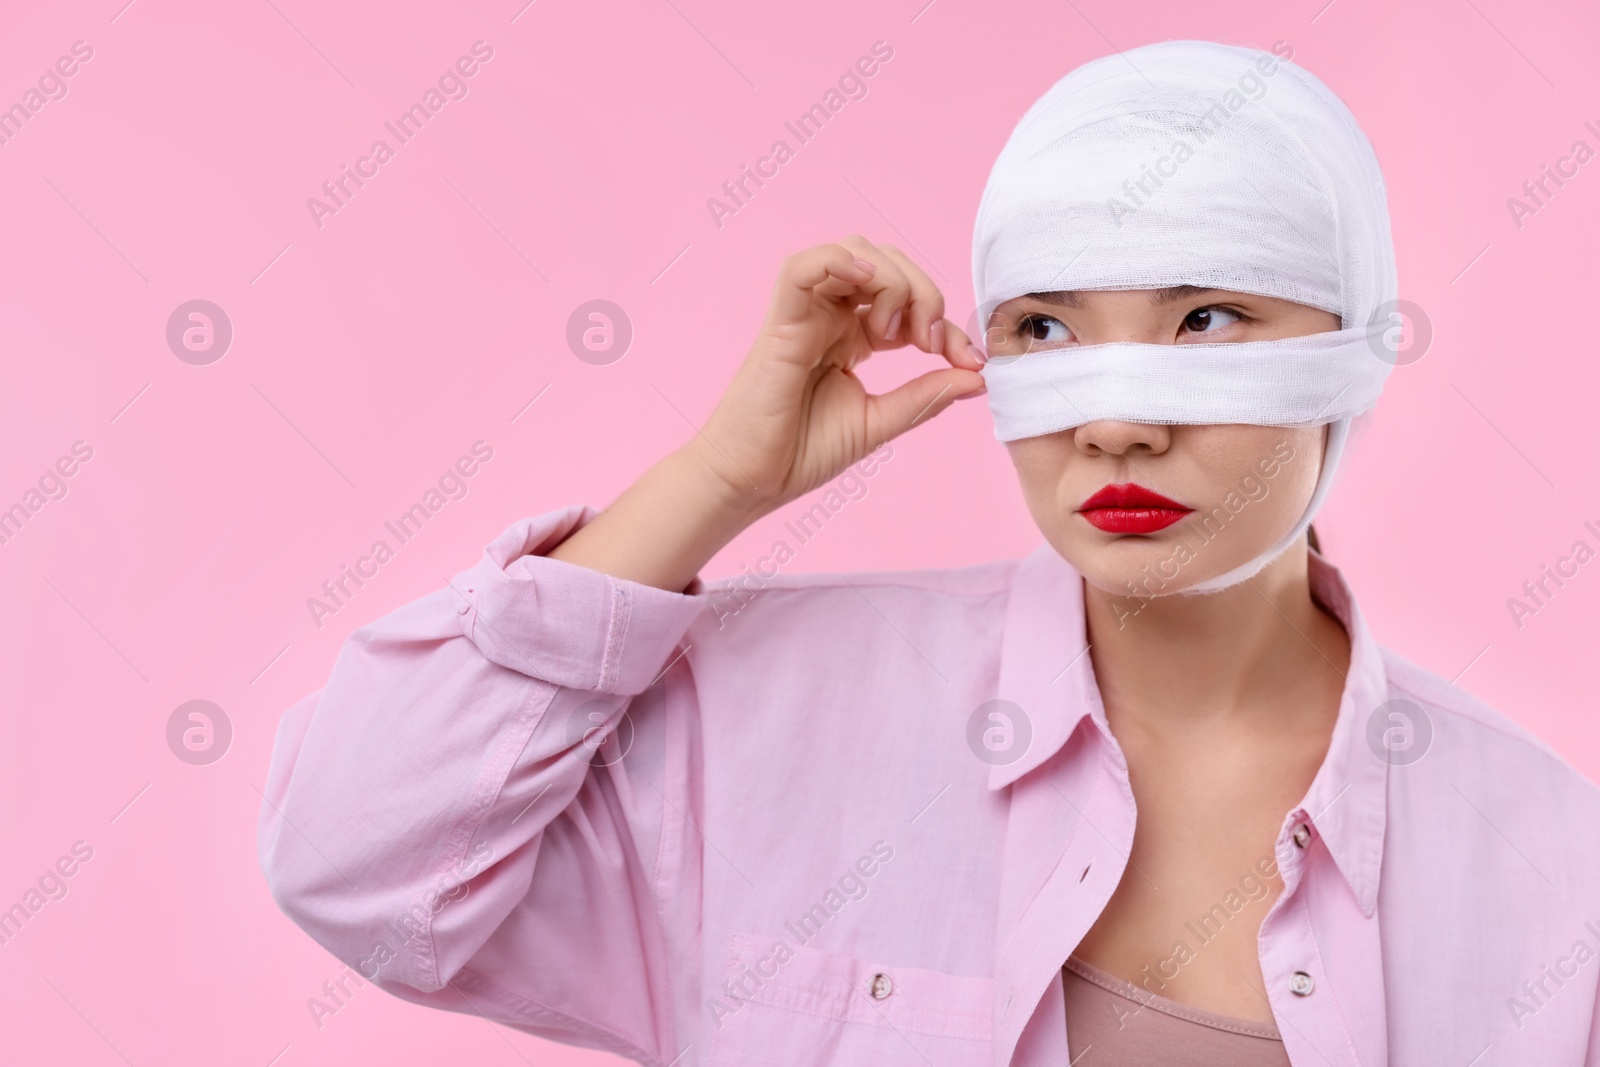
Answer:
[{"left": 988, "top": 287, "right": 1341, "bottom": 596}]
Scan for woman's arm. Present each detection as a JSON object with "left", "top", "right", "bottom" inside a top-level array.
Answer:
[
  {"left": 257, "top": 504, "right": 708, "bottom": 1059},
  {"left": 548, "top": 238, "right": 985, "bottom": 592},
  {"left": 255, "top": 237, "right": 982, "bottom": 1057}
]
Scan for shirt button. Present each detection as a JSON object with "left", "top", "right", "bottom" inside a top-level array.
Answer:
[
  {"left": 869, "top": 973, "right": 894, "bottom": 999},
  {"left": 1292, "top": 823, "right": 1311, "bottom": 848},
  {"left": 1289, "top": 971, "right": 1315, "bottom": 996}
]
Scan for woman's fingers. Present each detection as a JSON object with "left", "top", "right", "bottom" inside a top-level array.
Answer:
[
  {"left": 760, "top": 236, "right": 986, "bottom": 380},
  {"left": 939, "top": 314, "right": 988, "bottom": 370},
  {"left": 871, "top": 244, "right": 947, "bottom": 354},
  {"left": 764, "top": 242, "right": 878, "bottom": 335},
  {"left": 863, "top": 366, "right": 987, "bottom": 448},
  {"left": 852, "top": 304, "right": 987, "bottom": 372},
  {"left": 849, "top": 243, "right": 986, "bottom": 372},
  {"left": 837, "top": 235, "right": 912, "bottom": 343}
]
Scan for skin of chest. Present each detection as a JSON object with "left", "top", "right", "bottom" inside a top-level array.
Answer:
[{"left": 1072, "top": 686, "right": 1339, "bottom": 1024}]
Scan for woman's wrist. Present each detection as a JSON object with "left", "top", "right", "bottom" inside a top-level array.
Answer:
[
  {"left": 671, "top": 432, "right": 780, "bottom": 528},
  {"left": 545, "top": 443, "right": 766, "bottom": 593}
]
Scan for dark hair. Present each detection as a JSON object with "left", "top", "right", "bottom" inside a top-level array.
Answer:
[{"left": 1307, "top": 523, "right": 1322, "bottom": 555}]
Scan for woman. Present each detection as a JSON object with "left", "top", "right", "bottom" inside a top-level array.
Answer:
[{"left": 258, "top": 41, "right": 1600, "bottom": 1065}]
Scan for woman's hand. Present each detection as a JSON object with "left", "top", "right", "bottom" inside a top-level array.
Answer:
[
  {"left": 689, "top": 236, "right": 987, "bottom": 518},
  {"left": 548, "top": 237, "right": 986, "bottom": 593}
]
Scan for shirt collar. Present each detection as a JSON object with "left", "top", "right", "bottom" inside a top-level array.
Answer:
[{"left": 989, "top": 542, "right": 1389, "bottom": 917}]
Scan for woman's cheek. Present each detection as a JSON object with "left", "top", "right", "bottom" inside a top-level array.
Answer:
[{"left": 998, "top": 444, "right": 1081, "bottom": 570}]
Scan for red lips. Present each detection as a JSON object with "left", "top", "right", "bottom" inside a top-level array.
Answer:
[{"left": 1079, "top": 483, "right": 1193, "bottom": 534}]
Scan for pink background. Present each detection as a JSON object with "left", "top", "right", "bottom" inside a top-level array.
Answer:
[{"left": 1, "top": 0, "right": 1595, "bottom": 1062}]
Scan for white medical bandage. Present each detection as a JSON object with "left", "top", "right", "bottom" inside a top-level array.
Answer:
[
  {"left": 970, "top": 40, "right": 1399, "bottom": 591},
  {"left": 982, "top": 327, "right": 1389, "bottom": 439}
]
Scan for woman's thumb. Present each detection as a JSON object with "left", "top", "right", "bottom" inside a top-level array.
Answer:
[{"left": 864, "top": 367, "right": 986, "bottom": 446}]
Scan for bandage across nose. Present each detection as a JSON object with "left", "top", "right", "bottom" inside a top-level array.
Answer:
[
  {"left": 970, "top": 40, "right": 1399, "bottom": 591},
  {"left": 982, "top": 326, "right": 1391, "bottom": 442}
]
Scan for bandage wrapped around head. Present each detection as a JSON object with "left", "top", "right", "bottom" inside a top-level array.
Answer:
[{"left": 971, "top": 40, "right": 1398, "bottom": 592}]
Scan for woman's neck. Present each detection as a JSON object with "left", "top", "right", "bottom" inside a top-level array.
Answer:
[{"left": 1082, "top": 544, "right": 1352, "bottom": 732}]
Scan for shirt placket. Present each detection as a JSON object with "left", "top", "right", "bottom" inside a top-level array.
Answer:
[
  {"left": 1258, "top": 809, "right": 1369, "bottom": 1067},
  {"left": 996, "top": 722, "right": 1137, "bottom": 1066}
]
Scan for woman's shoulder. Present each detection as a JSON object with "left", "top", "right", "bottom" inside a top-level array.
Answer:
[
  {"left": 686, "top": 553, "right": 1027, "bottom": 643},
  {"left": 698, "top": 554, "right": 1020, "bottom": 614},
  {"left": 1378, "top": 643, "right": 1600, "bottom": 804}
]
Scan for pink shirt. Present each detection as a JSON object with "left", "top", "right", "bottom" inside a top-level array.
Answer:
[{"left": 257, "top": 503, "right": 1600, "bottom": 1066}]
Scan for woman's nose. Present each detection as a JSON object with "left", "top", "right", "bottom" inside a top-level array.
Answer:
[{"left": 1072, "top": 419, "right": 1172, "bottom": 457}]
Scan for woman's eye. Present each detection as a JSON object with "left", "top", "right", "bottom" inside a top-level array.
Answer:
[
  {"left": 1018, "top": 313, "right": 1073, "bottom": 347},
  {"left": 1182, "top": 306, "right": 1241, "bottom": 334}
]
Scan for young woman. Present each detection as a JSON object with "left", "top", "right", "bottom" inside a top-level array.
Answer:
[{"left": 258, "top": 40, "right": 1600, "bottom": 1065}]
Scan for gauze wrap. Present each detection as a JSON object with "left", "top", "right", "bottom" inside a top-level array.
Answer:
[{"left": 971, "top": 40, "right": 1398, "bottom": 592}]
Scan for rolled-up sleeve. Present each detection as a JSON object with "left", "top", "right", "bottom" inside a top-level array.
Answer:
[
  {"left": 256, "top": 504, "right": 707, "bottom": 1061},
  {"left": 460, "top": 505, "right": 707, "bottom": 694}
]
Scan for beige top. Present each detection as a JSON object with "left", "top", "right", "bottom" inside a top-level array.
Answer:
[{"left": 1063, "top": 956, "right": 1292, "bottom": 1065}]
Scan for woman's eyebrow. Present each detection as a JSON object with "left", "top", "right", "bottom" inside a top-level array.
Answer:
[
  {"left": 1021, "top": 284, "right": 1218, "bottom": 309},
  {"left": 1023, "top": 290, "right": 1082, "bottom": 308},
  {"left": 1148, "top": 284, "right": 1217, "bottom": 305}
]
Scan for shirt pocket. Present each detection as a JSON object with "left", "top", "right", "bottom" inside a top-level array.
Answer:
[{"left": 706, "top": 932, "right": 994, "bottom": 1067}]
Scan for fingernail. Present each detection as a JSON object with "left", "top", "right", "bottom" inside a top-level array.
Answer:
[
  {"left": 967, "top": 342, "right": 987, "bottom": 364},
  {"left": 957, "top": 384, "right": 988, "bottom": 400},
  {"left": 886, "top": 308, "right": 902, "bottom": 341},
  {"left": 930, "top": 318, "right": 945, "bottom": 352},
  {"left": 852, "top": 256, "right": 877, "bottom": 274}
]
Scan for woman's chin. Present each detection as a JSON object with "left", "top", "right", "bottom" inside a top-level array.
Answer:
[{"left": 1066, "top": 543, "right": 1250, "bottom": 600}]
